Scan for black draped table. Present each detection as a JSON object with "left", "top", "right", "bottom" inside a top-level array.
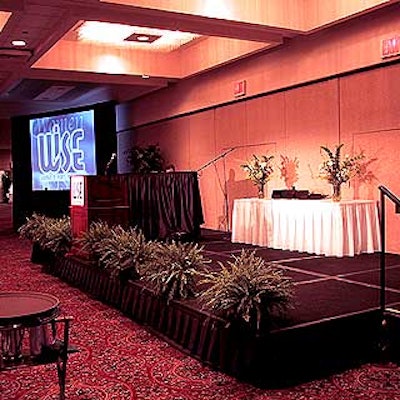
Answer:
[{"left": 117, "top": 171, "right": 204, "bottom": 240}]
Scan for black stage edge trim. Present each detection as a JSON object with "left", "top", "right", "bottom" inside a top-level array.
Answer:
[{"left": 30, "top": 243, "right": 400, "bottom": 387}]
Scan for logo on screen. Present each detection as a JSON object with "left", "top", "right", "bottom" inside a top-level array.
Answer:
[{"left": 30, "top": 110, "right": 97, "bottom": 191}]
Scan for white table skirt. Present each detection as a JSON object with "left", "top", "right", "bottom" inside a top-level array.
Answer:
[{"left": 231, "top": 198, "right": 381, "bottom": 257}]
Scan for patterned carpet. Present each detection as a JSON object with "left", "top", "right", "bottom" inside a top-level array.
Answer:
[{"left": 2, "top": 204, "right": 400, "bottom": 399}]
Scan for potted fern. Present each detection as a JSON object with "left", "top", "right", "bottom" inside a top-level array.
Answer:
[
  {"left": 74, "top": 220, "right": 116, "bottom": 263},
  {"left": 141, "top": 241, "right": 210, "bottom": 302},
  {"left": 96, "top": 226, "right": 156, "bottom": 280},
  {"left": 199, "top": 250, "right": 294, "bottom": 332},
  {"left": 40, "top": 215, "right": 72, "bottom": 256},
  {"left": 19, "top": 213, "right": 72, "bottom": 263},
  {"left": 18, "top": 213, "right": 47, "bottom": 244}
]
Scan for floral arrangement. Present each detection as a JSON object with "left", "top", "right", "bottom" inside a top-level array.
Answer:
[
  {"left": 241, "top": 154, "right": 274, "bottom": 187},
  {"left": 319, "top": 144, "right": 364, "bottom": 185},
  {"left": 279, "top": 155, "right": 299, "bottom": 189}
]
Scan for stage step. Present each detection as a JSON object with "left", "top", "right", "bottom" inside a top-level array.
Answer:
[{"left": 379, "top": 312, "right": 400, "bottom": 364}]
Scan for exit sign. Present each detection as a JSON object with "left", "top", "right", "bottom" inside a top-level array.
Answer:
[
  {"left": 234, "top": 80, "right": 246, "bottom": 97},
  {"left": 382, "top": 35, "right": 400, "bottom": 58}
]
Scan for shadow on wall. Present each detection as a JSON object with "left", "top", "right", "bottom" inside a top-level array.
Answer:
[
  {"left": 218, "top": 169, "right": 255, "bottom": 231},
  {"left": 353, "top": 155, "right": 379, "bottom": 199}
]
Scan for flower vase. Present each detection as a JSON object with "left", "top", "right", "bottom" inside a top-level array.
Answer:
[
  {"left": 257, "top": 184, "right": 265, "bottom": 199},
  {"left": 332, "top": 182, "right": 342, "bottom": 202}
]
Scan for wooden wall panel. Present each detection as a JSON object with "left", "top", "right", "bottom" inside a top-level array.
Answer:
[
  {"left": 339, "top": 65, "right": 400, "bottom": 252},
  {"left": 135, "top": 118, "right": 190, "bottom": 170},
  {"left": 353, "top": 130, "right": 400, "bottom": 252},
  {"left": 284, "top": 79, "right": 340, "bottom": 196},
  {"left": 213, "top": 102, "right": 248, "bottom": 230},
  {"left": 120, "top": 65, "right": 400, "bottom": 251},
  {"left": 340, "top": 64, "right": 400, "bottom": 136},
  {"left": 245, "top": 94, "right": 285, "bottom": 193}
]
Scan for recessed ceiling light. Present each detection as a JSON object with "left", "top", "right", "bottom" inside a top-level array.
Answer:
[
  {"left": 11, "top": 40, "right": 26, "bottom": 47},
  {"left": 125, "top": 33, "right": 161, "bottom": 44},
  {"left": 141, "top": 75, "right": 150, "bottom": 79}
]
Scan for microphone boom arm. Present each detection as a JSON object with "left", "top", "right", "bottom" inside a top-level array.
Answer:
[{"left": 197, "top": 148, "right": 235, "bottom": 173}]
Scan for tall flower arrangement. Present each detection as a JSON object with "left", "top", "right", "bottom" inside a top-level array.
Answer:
[
  {"left": 241, "top": 154, "right": 274, "bottom": 198},
  {"left": 279, "top": 155, "right": 299, "bottom": 189},
  {"left": 319, "top": 144, "right": 364, "bottom": 201}
]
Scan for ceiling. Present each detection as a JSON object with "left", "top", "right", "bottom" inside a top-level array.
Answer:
[{"left": 0, "top": 0, "right": 397, "bottom": 119}]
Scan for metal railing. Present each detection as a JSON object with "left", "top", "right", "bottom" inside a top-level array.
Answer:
[{"left": 379, "top": 185, "right": 400, "bottom": 314}]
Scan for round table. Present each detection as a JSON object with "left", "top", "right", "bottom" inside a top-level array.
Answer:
[
  {"left": 0, "top": 291, "right": 60, "bottom": 361},
  {"left": 0, "top": 291, "right": 60, "bottom": 328}
]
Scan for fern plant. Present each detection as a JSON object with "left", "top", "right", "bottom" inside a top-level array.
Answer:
[
  {"left": 18, "top": 213, "right": 48, "bottom": 244},
  {"left": 199, "top": 250, "right": 294, "bottom": 331},
  {"left": 41, "top": 216, "right": 72, "bottom": 255},
  {"left": 142, "top": 241, "right": 210, "bottom": 302},
  {"left": 96, "top": 226, "right": 155, "bottom": 279},
  {"left": 75, "top": 220, "right": 115, "bottom": 262},
  {"left": 18, "top": 213, "right": 72, "bottom": 255}
]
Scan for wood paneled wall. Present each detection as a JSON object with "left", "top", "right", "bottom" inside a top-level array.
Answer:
[
  {"left": 116, "top": 6, "right": 400, "bottom": 252},
  {"left": 127, "top": 64, "right": 400, "bottom": 252}
]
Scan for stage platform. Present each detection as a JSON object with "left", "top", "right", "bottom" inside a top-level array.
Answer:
[
  {"left": 190, "top": 229, "right": 400, "bottom": 386},
  {"left": 26, "top": 222, "right": 400, "bottom": 387}
]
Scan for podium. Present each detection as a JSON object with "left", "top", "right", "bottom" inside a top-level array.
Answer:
[{"left": 70, "top": 175, "right": 129, "bottom": 239}]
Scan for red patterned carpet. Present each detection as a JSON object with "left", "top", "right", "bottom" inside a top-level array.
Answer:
[{"left": 2, "top": 204, "right": 400, "bottom": 399}]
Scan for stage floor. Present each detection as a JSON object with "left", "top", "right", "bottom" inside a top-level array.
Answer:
[
  {"left": 196, "top": 229, "right": 400, "bottom": 384},
  {"left": 199, "top": 229, "right": 400, "bottom": 328}
]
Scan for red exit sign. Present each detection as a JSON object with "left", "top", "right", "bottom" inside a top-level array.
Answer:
[
  {"left": 382, "top": 35, "right": 400, "bottom": 58},
  {"left": 234, "top": 80, "right": 246, "bottom": 97}
]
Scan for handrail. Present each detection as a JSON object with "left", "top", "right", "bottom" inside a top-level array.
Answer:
[
  {"left": 379, "top": 185, "right": 400, "bottom": 208},
  {"left": 378, "top": 185, "right": 400, "bottom": 315}
]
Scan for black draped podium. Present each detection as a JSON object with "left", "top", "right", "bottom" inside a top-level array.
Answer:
[{"left": 116, "top": 172, "right": 204, "bottom": 240}]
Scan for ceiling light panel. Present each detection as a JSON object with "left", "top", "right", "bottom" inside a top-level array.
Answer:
[
  {"left": 78, "top": 21, "right": 135, "bottom": 44},
  {"left": 77, "top": 21, "right": 199, "bottom": 52}
]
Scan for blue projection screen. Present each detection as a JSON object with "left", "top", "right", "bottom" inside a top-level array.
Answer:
[{"left": 30, "top": 110, "right": 97, "bottom": 191}]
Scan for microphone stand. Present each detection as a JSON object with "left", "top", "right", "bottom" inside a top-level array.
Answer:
[
  {"left": 197, "top": 147, "right": 236, "bottom": 233},
  {"left": 105, "top": 153, "right": 116, "bottom": 176},
  {"left": 197, "top": 147, "right": 235, "bottom": 173},
  {"left": 197, "top": 142, "right": 276, "bottom": 233}
]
